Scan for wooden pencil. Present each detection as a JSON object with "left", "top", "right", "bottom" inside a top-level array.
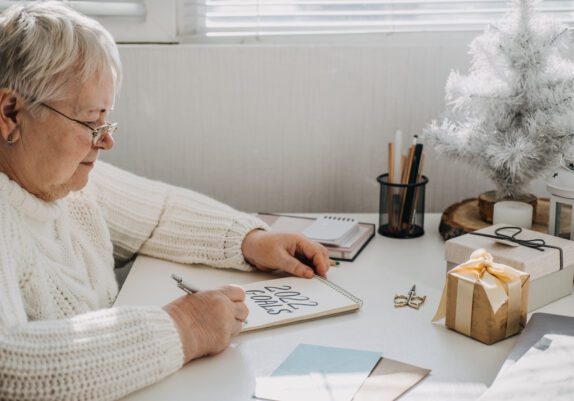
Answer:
[
  {"left": 388, "top": 142, "right": 395, "bottom": 184},
  {"left": 387, "top": 142, "right": 396, "bottom": 228}
]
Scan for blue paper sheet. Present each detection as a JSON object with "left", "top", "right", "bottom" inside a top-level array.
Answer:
[{"left": 255, "top": 343, "right": 381, "bottom": 401}]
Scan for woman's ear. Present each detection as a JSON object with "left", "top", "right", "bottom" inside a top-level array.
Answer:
[{"left": 0, "top": 89, "right": 23, "bottom": 144}]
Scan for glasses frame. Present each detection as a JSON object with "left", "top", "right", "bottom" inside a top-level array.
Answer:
[{"left": 40, "top": 102, "right": 118, "bottom": 146}]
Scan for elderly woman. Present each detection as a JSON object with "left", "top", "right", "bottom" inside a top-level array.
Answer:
[{"left": 0, "top": 2, "right": 330, "bottom": 401}]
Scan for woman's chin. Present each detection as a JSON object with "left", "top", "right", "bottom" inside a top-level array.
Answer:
[
  {"left": 35, "top": 163, "right": 96, "bottom": 201},
  {"left": 72, "top": 170, "right": 91, "bottom": 190},
  {"left": 59, "top": 169, "right": 92, "bottom": 197}
]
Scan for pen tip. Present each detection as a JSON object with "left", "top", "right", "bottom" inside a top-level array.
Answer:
[{"left": 171, "top": 274, "right": 182, "bottom": 283}]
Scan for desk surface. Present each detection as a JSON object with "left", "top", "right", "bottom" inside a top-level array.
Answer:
[{"left": 115, "top": 214, "right": 574, "bottom": 401}]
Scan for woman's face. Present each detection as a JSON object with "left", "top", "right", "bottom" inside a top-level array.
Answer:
[{"left": 3, "top": 68, "right": 115, "bottom": 201}]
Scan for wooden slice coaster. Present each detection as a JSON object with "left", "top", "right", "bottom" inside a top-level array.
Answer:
[{"left": 439, "top": 197, "right": 558, "bottom": 241}]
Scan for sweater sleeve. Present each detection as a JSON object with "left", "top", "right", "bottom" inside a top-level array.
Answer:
[
  {"left": 0, "top": 307, "right": 183, "bottom": 401},
  {"left": 0, "top": 211, "right": 183, "bottom": 401},
  {"left": 86, "top": 161, "right": 269, "bottom": 270}
]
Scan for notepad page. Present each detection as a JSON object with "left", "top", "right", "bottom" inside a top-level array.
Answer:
[
  {"left": 240, "top": 276, "right": 361, "bottom": 333},
  {"left": 303, "top": 216, "right": 359, "bottom": 245}
]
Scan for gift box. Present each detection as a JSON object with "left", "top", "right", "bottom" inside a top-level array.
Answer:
[
  {"left": 445, "top": 224, "right": 574, "bottom": 311},
  {"left": 434, "top": 249, "right": 530, "bottom": 345}
]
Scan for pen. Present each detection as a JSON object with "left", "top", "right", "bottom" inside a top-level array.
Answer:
[
  {"left": 171, "top": 274, "right": 248, "bottom": 325},
  {"left": 329, "top": 259, "right": 340, "bottom": 267},
  {"left": 171, "top": 274, "right": 201, "bottom": 294}
]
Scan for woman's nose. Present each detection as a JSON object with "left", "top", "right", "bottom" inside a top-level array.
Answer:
[{"left": 95, "top": 131, "right": 114, "bottom": 150}]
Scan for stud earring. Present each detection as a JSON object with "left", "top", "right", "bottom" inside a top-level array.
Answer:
[{"left": 6, "top": 134, "right": 13, "bottom": 145}]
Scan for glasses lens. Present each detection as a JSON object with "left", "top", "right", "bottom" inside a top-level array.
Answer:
[{"left": 92, "top": 123, "right": 117, "bottom": 145}]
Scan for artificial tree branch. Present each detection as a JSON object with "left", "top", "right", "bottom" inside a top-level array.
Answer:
[{"left": 423, "top": 0, "right": 574, "bottom": 199}]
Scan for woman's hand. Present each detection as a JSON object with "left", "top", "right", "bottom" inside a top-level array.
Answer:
[
  {"left": 241, "top": 230, "right": 331, "bottom": 278},
  {"left": 163, "top": 285, "right": 248, "bottom": 364}
]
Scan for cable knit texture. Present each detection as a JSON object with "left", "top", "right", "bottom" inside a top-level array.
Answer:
[{"left": 0, "top": 161, "right": 268, "bottom": 401}]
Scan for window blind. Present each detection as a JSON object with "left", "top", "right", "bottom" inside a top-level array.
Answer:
[
  {"left": 0, "top": 1, "right": 177, "bottom": 43},
  {"left": 69, "top": 1, "right": 146, "bottom": 17},
  {"left": 0, "top": 1, "right": 146, "bottom": 17},
  {"left": 180, "top": 0, "right": 574, "bottom": 38}
]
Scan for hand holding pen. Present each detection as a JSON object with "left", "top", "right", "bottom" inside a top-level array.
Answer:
[
  {"left": 171, "top": 273, "right": 248, "bottom": 326},
  {"left": 163, "top": 276, "right": 249, "bottom": 364}
]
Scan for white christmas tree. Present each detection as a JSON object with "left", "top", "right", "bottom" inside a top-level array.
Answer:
[{"left": 423, "top": 0, "right": 574, "bottom": 199}]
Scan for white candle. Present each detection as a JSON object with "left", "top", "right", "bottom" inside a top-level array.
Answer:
[{"left": 493, "top": 201, "right": 533, "bottom": 228}]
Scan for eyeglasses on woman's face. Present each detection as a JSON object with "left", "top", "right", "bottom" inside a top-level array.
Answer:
[{"left": 40, "top": 102, "right": 118, "bottom": 146}]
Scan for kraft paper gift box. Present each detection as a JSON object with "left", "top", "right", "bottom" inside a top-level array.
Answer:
[
  {"left": 434, "top": 249, "right": 530, "bottom": 345},
  {"left": 445, "top": 224, "right": 574, "bottom": 311}
]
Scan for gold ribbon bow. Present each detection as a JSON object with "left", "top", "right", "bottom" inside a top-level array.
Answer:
[{"left": 433, "top": 248, "right": 529, "bottom": 337}]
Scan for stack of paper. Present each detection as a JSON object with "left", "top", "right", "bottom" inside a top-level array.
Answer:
[{"left": 254, "top": 344, "right": 430, "bottom": 401}]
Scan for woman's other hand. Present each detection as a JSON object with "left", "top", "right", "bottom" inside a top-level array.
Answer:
[
  {"left": 163, "top": 285, "right": 248, "bottom": 364},
  {"left": 241, "top": 230, "right": 330, "bottom": 278}
]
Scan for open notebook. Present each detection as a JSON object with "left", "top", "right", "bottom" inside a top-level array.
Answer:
[
  {"left": 114, "top": 256, "right": 363, "bottom": 333},
  {"left": 241, "top": 275, "right": 362, "bottom": 332}
]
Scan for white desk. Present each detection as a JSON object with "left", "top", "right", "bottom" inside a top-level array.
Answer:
[{"left": 115, "top": 214, "right": 574, "bottom": 401}]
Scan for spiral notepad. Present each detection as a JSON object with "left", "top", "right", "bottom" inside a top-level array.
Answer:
[
  {"left": 303, "top": 215, "right": 360, "bottom": 246},
  {"left": 241, "top": 275, "right": 363, "bottom": 333}
]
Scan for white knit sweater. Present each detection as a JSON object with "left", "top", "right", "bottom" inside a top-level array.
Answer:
[{"left": 0, "top": 161, "right": 267, "bottom": 401}]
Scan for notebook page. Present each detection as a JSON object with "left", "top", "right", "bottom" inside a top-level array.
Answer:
[{"left": 241, "top": 276, "right": 361, "bottom": 333}]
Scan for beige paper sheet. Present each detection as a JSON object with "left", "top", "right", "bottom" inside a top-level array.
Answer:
[{"left": 353, "top": 357, "right": 430, "bottom": 401}]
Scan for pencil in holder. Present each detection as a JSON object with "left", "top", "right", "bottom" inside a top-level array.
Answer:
[{"left": 377, "top": 173, "right": 428, "bottom": 239}]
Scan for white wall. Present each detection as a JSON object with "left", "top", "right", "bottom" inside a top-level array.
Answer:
[{"left": 104, "top": 40, "right": 556, "bottom": 213}]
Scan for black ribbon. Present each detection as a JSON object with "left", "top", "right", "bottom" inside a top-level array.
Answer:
[{"left": 469, "top": 226, "right": 563, "bottom": 270}]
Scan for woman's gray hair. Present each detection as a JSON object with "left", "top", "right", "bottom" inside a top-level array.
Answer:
[{"left": 0, "top": 1, "right": 122, "bottom": 114}]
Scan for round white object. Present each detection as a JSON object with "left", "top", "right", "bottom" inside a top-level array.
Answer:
[{"left": 493, "top": 201, "right": 533, "bottom": 229}]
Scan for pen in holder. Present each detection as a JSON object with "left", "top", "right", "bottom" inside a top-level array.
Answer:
[{"left": 377, "top": 173, "right": 428, "bottom": 238}]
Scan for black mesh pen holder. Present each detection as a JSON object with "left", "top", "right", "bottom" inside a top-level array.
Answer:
[{"left": 377, "top": 174, "right": 429, "bottom": 239}]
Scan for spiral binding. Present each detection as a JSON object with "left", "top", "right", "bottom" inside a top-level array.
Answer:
[
  {"left": 323, "top": 216, "right": 356, "bottom": 222},
  {"left": 314, "top": 275, "right": 363, "bottom": 307}
]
